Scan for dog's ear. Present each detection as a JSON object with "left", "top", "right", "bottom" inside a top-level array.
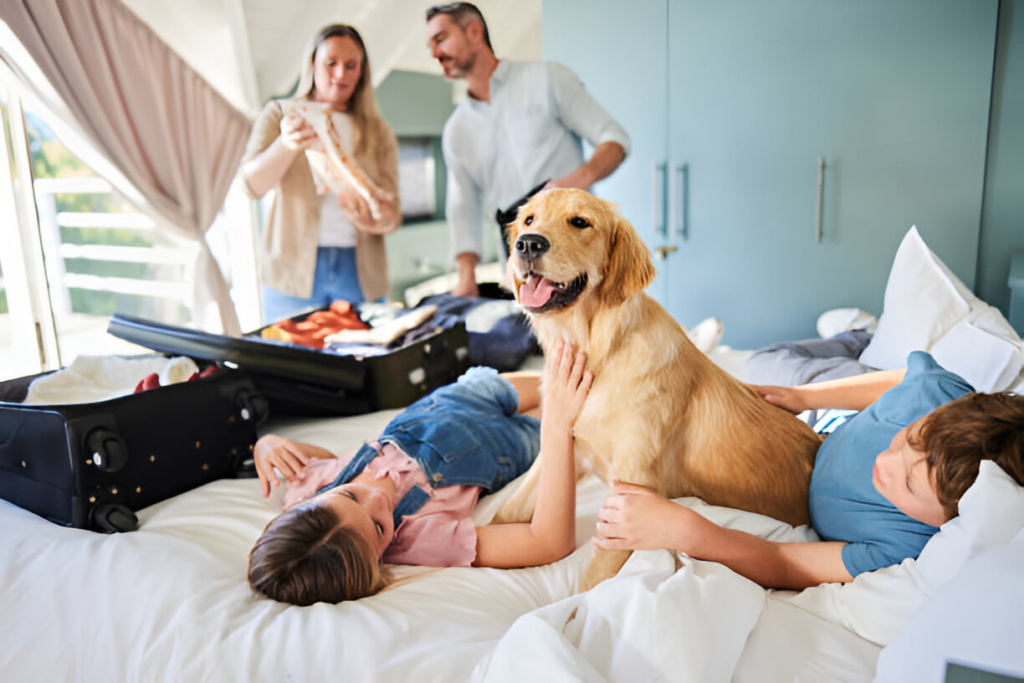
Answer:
[{"left": 600, "top": 213, "right": 655, "bottom": 305}]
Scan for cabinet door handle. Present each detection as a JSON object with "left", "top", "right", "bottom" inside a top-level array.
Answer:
[
  {"left": 816, "top": 156, "right": 826, "bottom": 244},
  {"left": 674, "top": 163, "right": 689, "bottom": 239},
  {"left": 652, "top": 162, "right": 667, "bottom": 238}
]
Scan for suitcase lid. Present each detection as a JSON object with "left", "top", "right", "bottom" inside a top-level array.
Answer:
[{"left": 107, "top": 314, "right": 366, "bottom": 392}]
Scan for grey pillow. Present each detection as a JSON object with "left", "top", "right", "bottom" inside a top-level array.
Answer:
[{"left": 742, "top": 330, "right": 876, "bottom": 387}]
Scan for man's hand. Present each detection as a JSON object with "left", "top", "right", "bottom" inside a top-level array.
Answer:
[
  {"left": 594, "top": 481, "right": 703, "bottom": 552},
  {"left": 452, "top": 252, "right": 480, "bottom": 297},
  {"left": 544, "top": 166, "right": 596, "bottom": 191},
  {"left": 452, "top": 278, "right": 479, "bottom": 298}
]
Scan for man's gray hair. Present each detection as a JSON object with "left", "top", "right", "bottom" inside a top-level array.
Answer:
[{"left": 426, "top": 2, "right": 493, "bottom": 52}]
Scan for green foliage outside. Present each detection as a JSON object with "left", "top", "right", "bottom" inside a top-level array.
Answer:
[
  {"left": 0, "top": 263, "right": 7, "bottom": 315},
  {"left": 21, "top": 111, "right": 183, "bottom": 320}
]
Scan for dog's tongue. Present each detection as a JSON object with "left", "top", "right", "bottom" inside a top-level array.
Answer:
[{"left": 519, "top": 276, "right": 556, "bottom": 308}]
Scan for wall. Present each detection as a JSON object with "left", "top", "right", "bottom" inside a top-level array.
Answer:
[
  {"left": 376, "top": 71, "right": 454, "bottom": 301},
  {"left": 978, "top": 0, "right": 1024, "bottom": 318},
  {"left": 376, "top": 70, "right": 455, "bottom": 137},
  {"left": 376, "top": 69, "right": 504, "bottom": 301}
]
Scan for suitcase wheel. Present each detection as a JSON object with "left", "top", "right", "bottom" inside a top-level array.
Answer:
[
  {"left": 236, "top": 390, "right": 270, "bottom": 425},
  {"left": 91, "top": 503, "right": 138, "bottom": 533},
  {"left": 85, "top": 429, "right": 129, "bottom": 473}
]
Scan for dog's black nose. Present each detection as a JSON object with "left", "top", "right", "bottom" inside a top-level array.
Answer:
[{"left": 515, "top": 233, "right": 550, "bottom": 259}]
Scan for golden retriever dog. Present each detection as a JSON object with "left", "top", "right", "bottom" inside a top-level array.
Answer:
[{"left": 492, "top": 188, "right": 821, "bottom": 591}]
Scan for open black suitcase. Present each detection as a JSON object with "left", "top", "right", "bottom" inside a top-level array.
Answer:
[
  {"left": 0, "top": 306, "right": 469, "bottom": 533},
  {"left": 106, "top": 311, "right": 472, "bottom": 417},
  {"left": 0, "top": 364, "right": 268, "bottom": 533}
]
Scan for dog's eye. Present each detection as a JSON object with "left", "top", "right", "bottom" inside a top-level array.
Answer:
[
  {"left": 524, "top": 215, "right": 534, "bottom": 226},
  {"left": 569, "top": 217, "right": 591, "bottom": 229}
]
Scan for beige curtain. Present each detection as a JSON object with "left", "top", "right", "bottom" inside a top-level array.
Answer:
[{"left": 0, "top": 0, "right": 252, "bottom": 335}]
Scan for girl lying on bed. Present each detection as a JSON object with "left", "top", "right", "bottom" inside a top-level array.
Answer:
[
  {"left": 248, "top": 340, "right": 592, "bottom": 606},
  {"left": 594, "top": 351, "right": 1024, "bottom": 590}
]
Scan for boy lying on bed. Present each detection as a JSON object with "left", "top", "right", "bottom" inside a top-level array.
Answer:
[
  {"left": 248, "top": 341, "right": 592, "bottom": 606},
  {"left": 594, "top": 351, "right": 1024, "bottom": 590}
]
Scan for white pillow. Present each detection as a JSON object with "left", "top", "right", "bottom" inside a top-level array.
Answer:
[
  {"left": 874, "top": 534, "right": 1024, "bottom": 682},
  {"left": 785, "top": 461, "right": 1024, "bottom": 647},
  {"left": 858, "top": 227, "right": 969, "bottom": 370},
  {"left": 858, "top": 226, "right": 1024, "bottom": 392}
]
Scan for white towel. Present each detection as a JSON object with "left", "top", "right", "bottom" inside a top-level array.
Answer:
[{"left": 23, "top": 356, "right": 199, "bottom": 406}]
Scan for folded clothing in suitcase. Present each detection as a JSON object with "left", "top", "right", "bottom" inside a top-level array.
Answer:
[
  {"left": 107, "top": 306, "right": 471, "bottom": 418},
  {"left": 0, "top": 361, "right": 268, "bottom": 533}
]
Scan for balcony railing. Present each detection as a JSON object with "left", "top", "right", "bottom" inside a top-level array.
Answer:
[{"left": 32, "top": 176, "right": 197, "bottom": 322}]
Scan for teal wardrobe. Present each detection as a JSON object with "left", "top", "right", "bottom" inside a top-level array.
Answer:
[{"left": 543, "top": 0, "right": 1000, "bottom": 348}]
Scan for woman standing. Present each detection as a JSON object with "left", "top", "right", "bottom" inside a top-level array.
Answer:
[{"left": 240, "top": 25, "right": 400, "bottom": 321}]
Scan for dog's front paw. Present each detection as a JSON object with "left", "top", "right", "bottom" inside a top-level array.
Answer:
[
  {"left": 579, "top": 547, "right": 631, "bottom": 592},
  {"left": 579, "top": 570, "right": 604, "bottom": 593}
]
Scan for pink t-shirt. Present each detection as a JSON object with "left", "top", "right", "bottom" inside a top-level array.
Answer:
[{"left": 282, "top": 442, "right": 481, "bottom": 567}]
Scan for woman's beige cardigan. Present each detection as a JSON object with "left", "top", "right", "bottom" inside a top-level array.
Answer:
[{"left": 239, "top": 99, "right": 399, "bottom": 301}]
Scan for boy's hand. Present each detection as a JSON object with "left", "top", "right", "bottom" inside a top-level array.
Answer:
[
  {"left": 541, "top": 339, "right": 594, "bottom": 429},
  {"left": 750, "top": 384, "right": 808, "bottom": 415},
  {"left": 594, "top": 481, "right": 702, "bottom": 552},
  {"left": 254, "top": 435, "right": 312, "bottom": 498}
]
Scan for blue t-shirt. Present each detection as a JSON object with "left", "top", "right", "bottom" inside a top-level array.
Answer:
[{"left": 808, "top": 352, "right": 974, "bottom": 577}]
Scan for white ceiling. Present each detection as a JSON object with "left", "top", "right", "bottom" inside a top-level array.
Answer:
[{"left": 121, "top": 0, "right": 543, "bottom": 116}]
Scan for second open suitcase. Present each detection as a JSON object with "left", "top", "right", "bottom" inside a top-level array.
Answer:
[{"left": 107, "top": 309, "right": 471, "bottom": 417}]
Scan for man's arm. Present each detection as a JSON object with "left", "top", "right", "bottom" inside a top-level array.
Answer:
[
  {"left": 546, "top": 62, "right": 631, "bottom": 190},
  {"left": 442, "top": 128, "right": 485, "bottom": 297},
  {"left": 453, "top": 252, "right": 480, "bottom": 298},
  {"left": 546, "top": 141, "right": 626, "bottom": 190},
  {"left": 595, "top": 482, "right": 853, "bottom": 590}
]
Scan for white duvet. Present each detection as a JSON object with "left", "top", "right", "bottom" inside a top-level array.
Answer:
[{"left": 0, "top": 404, "right": 887, "bottom": 683}]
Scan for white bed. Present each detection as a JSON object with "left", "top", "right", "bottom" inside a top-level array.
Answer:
[
  {"left": 0, "top": 394, "right": 882, "bottom": 683},
  {"left": 3, "top": 227, "right": 1024, "bottom": 682},
  {"left": 3, "top": 348, "right": 1023, "bottom": 682}
]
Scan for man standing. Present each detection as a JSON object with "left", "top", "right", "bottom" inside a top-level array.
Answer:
[{"left": 426, "top": 3, "right": 631, "bottom": 297}]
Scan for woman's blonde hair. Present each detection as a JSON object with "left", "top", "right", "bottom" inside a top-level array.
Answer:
[{"left": 294, "top": 24, "right": 390, "bottom": 163}]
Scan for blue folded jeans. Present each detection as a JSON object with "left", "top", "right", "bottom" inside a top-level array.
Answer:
[{"left": 261, "top": 246, "right": 365, "bottom": 321}]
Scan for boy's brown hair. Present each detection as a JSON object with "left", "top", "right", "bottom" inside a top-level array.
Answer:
[
  {"left": 248, "top": 503, "right": 387, "bottom": 606},
  {"left": 912, "top": 392, "right": 1024, "bottom": 520}
]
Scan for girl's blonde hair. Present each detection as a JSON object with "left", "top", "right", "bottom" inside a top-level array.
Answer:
[
  {"left": 248, "top": 502, "right": 388, "bottom": 605},
  {"left": 294, "top": 24, "right": 390, "bottom": 164}
]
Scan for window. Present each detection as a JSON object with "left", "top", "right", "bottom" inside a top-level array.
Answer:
[
  {"left": 0, "top": 85, "right": 260, "bottom": 382},
  {"left": 0, "top": 255, "right": 11, "bottom": 381}
]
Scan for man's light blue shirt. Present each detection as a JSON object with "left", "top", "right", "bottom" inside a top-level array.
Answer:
[{"left": 442, "top": 60, "right": 631, "bottom": 259}]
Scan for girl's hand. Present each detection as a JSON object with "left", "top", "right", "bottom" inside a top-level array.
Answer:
[
  {"left": 541, "top": 339, "right": 594, "bottom": 429},
  {"left": 593, "top": 481, "right": 702, "bottom": 552},
  {"left": 749, "top": 384, "right": 808, "bottom": 415},
  {"left": 254, "top": 435, "right": 312, "bottom": 498},
  {"left": 279, "top": 114, "right": 317, "bottom": 151}
]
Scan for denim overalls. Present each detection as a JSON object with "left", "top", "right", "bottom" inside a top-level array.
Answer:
[{"left": 321, "top": 367, "right": 541, "bottom": 528}]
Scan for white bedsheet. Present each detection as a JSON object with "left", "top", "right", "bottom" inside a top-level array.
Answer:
[{"left": 0, "top": 384, "right": 879, "bottom": 683}]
